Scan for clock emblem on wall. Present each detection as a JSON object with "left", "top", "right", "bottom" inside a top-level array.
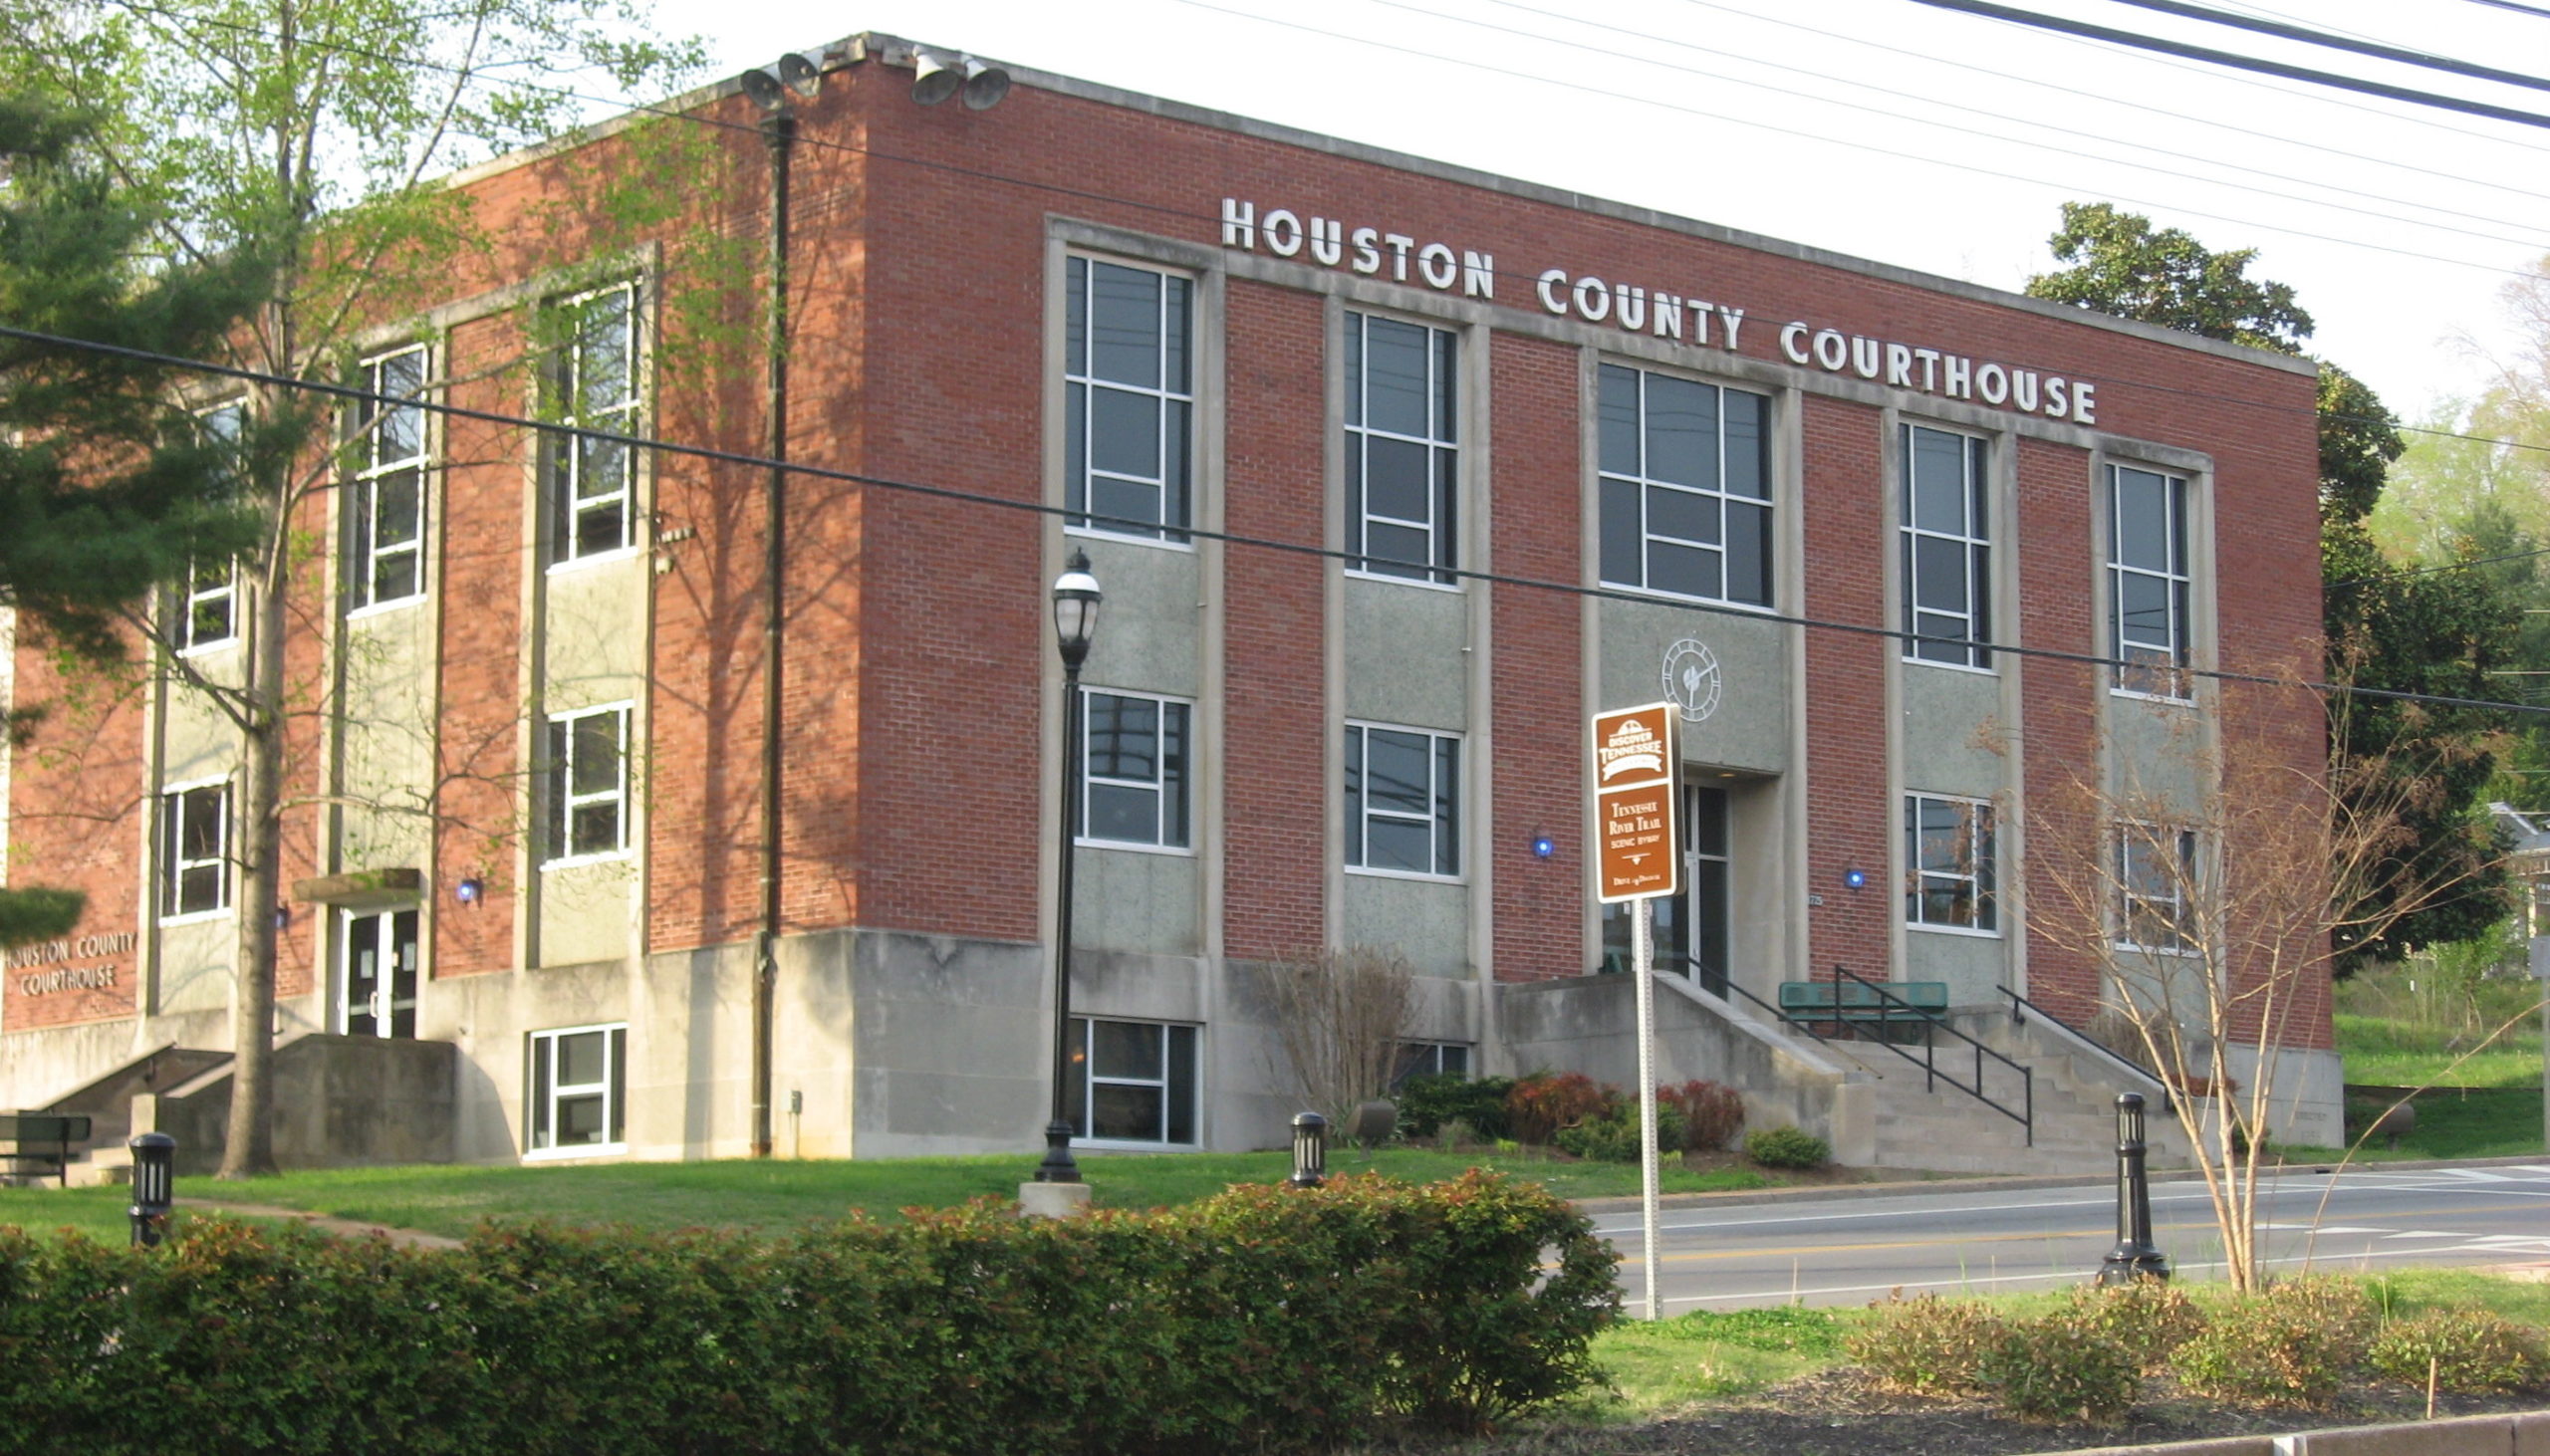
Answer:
[{"left": 1662, "top": 638, "right": 1722, "bottom": 723}]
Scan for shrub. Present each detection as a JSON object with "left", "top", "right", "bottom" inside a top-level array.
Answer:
[
  {"left": 1553, "top": 1096, "right": 1686, "bottom": 1162},
  {"left": 1396, "top": 1073, "right": 1514, "bottom": 1141},
  {"left": 2064, "top": 1279, "right": 2207, "bottom": 1369},
  {"left": 2168, "top": 1288, "right": 2364, "bottom": 1406},
  {"left": 1981, "top": 1312, "right": 2141, "bottom": 1424},
  {"left": 2264, "top": 1274, "right": 2381, "bottom": 1350},
  {"left": 1506, "top": 1071, "right": 1612, "bottom": 1145},
  {"left": 0, "top": 1171, "right": 1619, "bottom": 1453},
  {"left": 2368, "top": 1309, "right": 2547, "bottom": 1393},
  {"left": 1744, "top": 1124, "right": 1830, "bottom": 1169},
  {"left": 1848, "top": 1294, "right": 2006, "bottom": 1396},
  {"left": 1660, "top": 1079, "right": 1746, "bottom": 1151}
]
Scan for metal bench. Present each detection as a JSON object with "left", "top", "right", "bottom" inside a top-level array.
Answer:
[
  {"left": 1777, "top": 979, "right": 1949, "bottom": 1027},
  {"left": 0, "top": 1112, "right": 93, "bottom": 1187}
]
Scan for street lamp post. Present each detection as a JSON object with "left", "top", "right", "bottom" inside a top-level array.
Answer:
[{"left": 1037, "top": 550, "right": 1102, "bottom": 1185}]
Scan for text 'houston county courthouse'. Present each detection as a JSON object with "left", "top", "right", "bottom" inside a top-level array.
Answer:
[{"left": 0, "top": 33, "right": 2337, "bottom": 1174}]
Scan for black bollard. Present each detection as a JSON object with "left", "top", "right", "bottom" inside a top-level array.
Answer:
[
  {"left": 128, "top": 1132, "right": 175, "bottom": 1249},
  {"left": 1289, "top": 1112, "right": 1328, "bottom": 1188},
  {"left": 2096, "top": 1093, "right": 2169, "bottom": 1284}
]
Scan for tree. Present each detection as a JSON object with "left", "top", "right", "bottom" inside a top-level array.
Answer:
[
  {"left": 1261, "top": 946, "right": 1419, "bottom": 1129},
  {"left": 2027, "top": 684, "right": 2475, "bottom": 1294},
  {"left": 0, "top": 95, "right": 267, "bottom": 948},
  {"left": 2027, "top": 202, "right": 2517, "bottom": 968},
  {"left": 0, "top": 2, "right": 697, "bottom": 1174}
]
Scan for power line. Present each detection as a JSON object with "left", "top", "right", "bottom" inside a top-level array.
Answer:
[
  {"left": 2463, "top": 0, "right": 2550, "bottom": 21},
  {"left": 7, "top": 319, "right": 2540, "bottom": 720},
  {"left": 2102, "top": 0, "right": 2550, "bottom": 96},
  {"left": 1390, "top": 0, "right": 2550, "bottom": 253},
  {"left": 2328, "top": 543, "right": 2550, "bottom": 590},
  {"left": 1906, "top": 0, "right": 2550, "bottom": 130}
]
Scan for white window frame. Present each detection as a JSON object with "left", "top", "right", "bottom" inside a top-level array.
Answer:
[
  {"left": 546, "top": 281, "right": 640, "bottom": 569},
  {"left": 1066, "top": 1015, "right": 1199, "bottom": 1148},
  {"left": 1078, "top": 687, "right": 1192, "bottom": 852},
  {"left": 347, "top": 345, "right": 430, "bottom": 614},
  {"left": 1901, "top": 423, "right": 1991, "bottom": 671},
  {"left": 543, "top": 703, "right": 633, "bottom": 866},
  {"left": 1597, "top": 363, "right": 1776, "bottom": 610},
  {"left": 2108, "top": 463, "right": 2192, "bottom": 701},
  {"left": 176, "top": 400, "right": 245, "bottom": 654},
  {"left": 525, "top": 1022, "right": 628, "bottom": 1158},
  {"left": 1389, "top": 1041, "right": 1472, "bottom": 1090},
  {"left": 1905, "top": 792, "right": 1997, "bottom": 935},
  {"left": 2116, "top": 825, "right": 2199, "bottom": 955},
  {"left": 1344, "top": 311, "right": 1460, "bottom": 587},
  {"left": 159, "top": 777, "right": 232, "bottom": 923},
  {"left": 1064, "top": 254, "right": 1194, "bottom": 546},
  {"left": 1344, "top": 721, "right": 1462, "bottom": 881}
]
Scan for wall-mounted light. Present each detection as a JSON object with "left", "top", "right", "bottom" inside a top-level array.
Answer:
[
  {"left": 455, "top": 876, "right": 484, "bottom": 907},
  {"left": 272, "top": 906, "right": 291, "bottom": 930},
  {"left": 1530, "top": 835, "right": 1557, "bottom": 859},
  {"left": 1844, "top": 868, "right": 1868, "bottom": 890}
]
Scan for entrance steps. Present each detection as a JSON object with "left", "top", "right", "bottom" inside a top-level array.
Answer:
[{"left": 1853, "top": 1008, "right": 2190, "bottom": 1177}]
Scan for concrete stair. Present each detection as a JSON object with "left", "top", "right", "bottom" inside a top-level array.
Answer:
[{"left": 1845, "top": 1011, "right": 2192, "bottom": 1177}]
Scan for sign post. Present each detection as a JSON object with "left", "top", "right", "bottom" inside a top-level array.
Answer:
[{"left": 1593, "top": 703, "right": 1680, "bottom": 1321}]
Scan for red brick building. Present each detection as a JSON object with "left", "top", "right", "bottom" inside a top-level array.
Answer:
[{"left": 0, "top": 33, "right": 2334, "bottom": 1170}]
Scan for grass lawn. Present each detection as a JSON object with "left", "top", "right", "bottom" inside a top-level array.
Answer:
[
  {"left": 2335, "top": 1011, "right": 2544, "bottom": 1090},
  {"left": 0, "top": 1146, "right": 1778, "bottom": 1243}
]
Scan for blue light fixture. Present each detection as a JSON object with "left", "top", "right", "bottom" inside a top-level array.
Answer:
[
  {"left": 1844, "top": 868, "right": 1868, "bottom": 889},
  {"left": 1531, "top": 835, "right": 1557, "bottom": 859}
]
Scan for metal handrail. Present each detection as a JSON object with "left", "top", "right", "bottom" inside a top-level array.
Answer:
[
  {"left": 1824, "top": 966, "right": 2033, "bottom": 1142},
  {"left": 1998, "top": 986, "right": 2173, "bottom": 1113}
]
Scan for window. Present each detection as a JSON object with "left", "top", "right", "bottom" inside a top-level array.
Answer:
[
  {"left": 1080, "top": 688, "right": 1190, "bottom": 849},
  {"left": 2117, "top": 826, "right": 2197, "bottom": 952},
  {"left": 1345, "top": 722, "right": 1459, "bottom": 877},
  {"left": 545, "top": 282, "right": 639, "bottom": 564},
  {"left": 544, "top": 705, "right": 631, "bottom": 863},
  {"left": 1389, "top": 1041, "right": 1471, "bottom": 1090},
  {"left": 1902, "top": 424, "right": 1990, "bottom": 668},
  {"left": 2109, "top": 464, "right": 2190, "bottom": 696},
  {"left": 1065, "top": 1017, "right": 1197, "bottom": 1145},
  {"left": 1599, "top": 364, "right": 1772, "bottom": 607},
  {"left": 348, "top": 345, "right": 429, "bottom": 609},
  {"left": 1345, "top": 312, "right": 1458, "bottom": 583},
  {"left": 1601, "top": 784, "right": 1731, "bottom": 993},
  {"left": 177, "top": 400, "right": 245, "bottom": 652},
  {"left": 160, "top": 781, "right": 230, "bottom": 919},
  {"left": 1906, "top": 793, "right": 1996, "bottom": 932},
  {"left": 527, "top": 1023, "right": 627, "bottom": 1154},
  {"left": 1065, "top": 257, "right": 1191, "bottom": 541}
]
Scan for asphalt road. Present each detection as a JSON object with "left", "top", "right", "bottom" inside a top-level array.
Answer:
[{"left": 1593, "top": 1158, "right": 2550, "bottom": 1311}]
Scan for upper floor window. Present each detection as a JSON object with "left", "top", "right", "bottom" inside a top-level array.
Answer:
[
  {"left": 1906, "top": 793, "right": 1996, "bottom": 933},
  {"left": 543, "top": 704, "right": 631, "bottom": 864},
  {"left": 1345, "top": 313, "right": 1458, "bottom": 585},
  {"left": 1345, "top": 721, "right": 1460, "bottom": 878},
  {"left": 176, "top": 400, "right": 245, "bottom": 652},
  {"left": 1902, "top": 424, "right": 1990, "bottom": 668},
  {"left": 1066, "top": 257, "right": 1191, "bottom": 542},
  {"left": 1599, "top": 364, "right": 1771, "bottom": 607},
  {"left": 348, "top": 345, "right": 429, "bottom": 610},
  {"left": 1079, "top": 688, "right": 1191, "bottom": 850},
  {"left": 160, "top": 780, "right": 231, "bottom": 920},
  {"left": 2109, "top": 464, "right": 2189, "bottom": 697},
  {"left": 545, "top": 282, "right": 639, "bottom": 566},
  {"left": 2116, "top": 825, "right": 2197, "bottom": 953}
]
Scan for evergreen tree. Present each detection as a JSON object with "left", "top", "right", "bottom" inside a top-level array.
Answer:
[{"left": 0, "top": 96, "right": 267, "bottom": 947}]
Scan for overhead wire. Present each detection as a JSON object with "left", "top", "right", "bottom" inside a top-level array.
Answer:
[
  {"left": 75, "top": 3, "right": 2550, "bottom": 533},
  {"left": 2099, "top": 0, "right": 2550, "bottom": 96},
  {"left": 1394, "top": 0, "right": 2550, "bottom": 254},
  {"left": 7, "top": 320, "right": 2541, "bottom": 719}
]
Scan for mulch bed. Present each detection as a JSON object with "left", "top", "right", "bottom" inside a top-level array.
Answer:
[{"left": 1453, "top": 1367, "right": 2548, "bottom": 1454}]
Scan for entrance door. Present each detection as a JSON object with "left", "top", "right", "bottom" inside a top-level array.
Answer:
[
  {"left": 1603, "top": 783, "right": 1731, "bottom": 994},
  {"left": 341, "top": 908, "right": 418, "bottom": 1038}
]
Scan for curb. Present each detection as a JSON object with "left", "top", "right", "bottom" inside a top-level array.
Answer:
[
  {"left": 2038, "top": 1406, "right": 2550, "bottom": 1454},
  {"left": 1569, "top": 1151, "right": 2550, "bottom": 1218}
]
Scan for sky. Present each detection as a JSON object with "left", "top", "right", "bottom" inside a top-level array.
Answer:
[{"left": 644, "top": 0, "right": 2550, "bottom": 428}]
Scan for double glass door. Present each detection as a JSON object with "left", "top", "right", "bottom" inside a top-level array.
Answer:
[
  {"left": 341, "top": 908, "right": 418, "bottom": 1038},
  {"left": 1603, "top": 784, "right": 1731, "bottom": 995}
]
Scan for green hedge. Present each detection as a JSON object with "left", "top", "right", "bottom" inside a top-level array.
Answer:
[{"left": 0, "top": 1169, "right": 1617, "bottom": 1455}]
